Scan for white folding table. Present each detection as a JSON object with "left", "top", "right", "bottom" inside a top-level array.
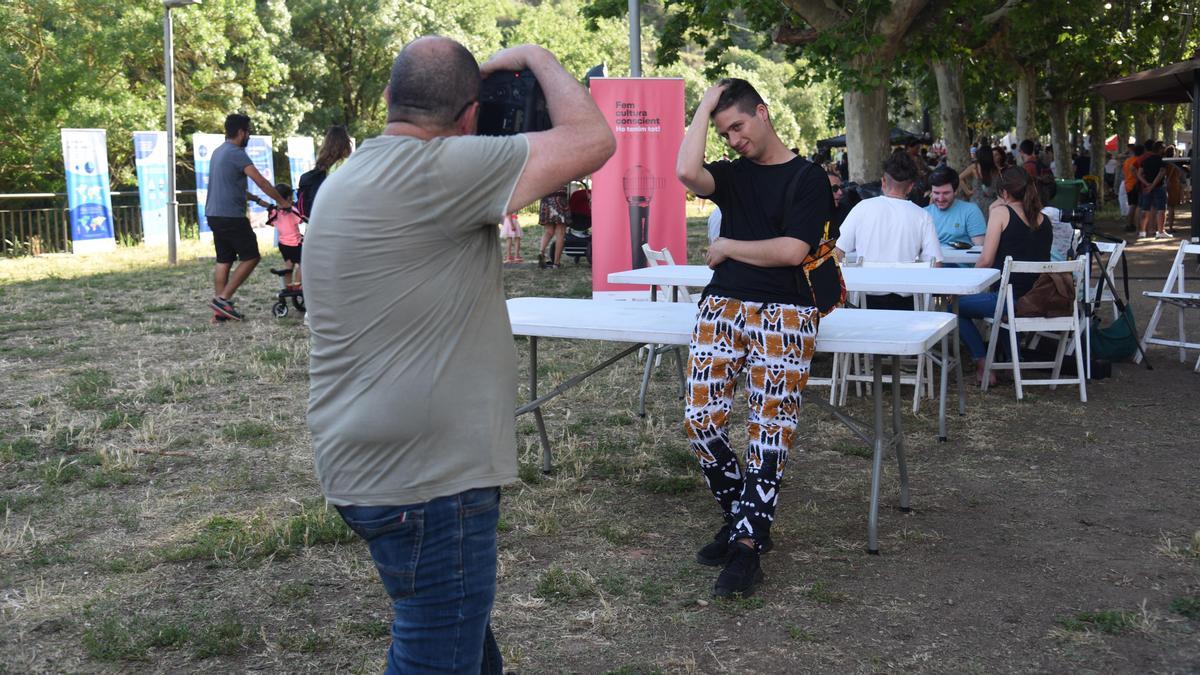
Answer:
[
  {"left": 607, "top": 265, "right": 1001, "bottom": 439},
  {"left": 508, "top": 297, "right": 957, "bottom": 554}
]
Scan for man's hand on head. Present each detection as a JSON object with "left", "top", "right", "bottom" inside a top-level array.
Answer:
[
  {"left": 705, "top": 237, "right": 730, "bottom": 269},
  {"left": 697, "top": 83, "right": 727, "bottom": 117}
]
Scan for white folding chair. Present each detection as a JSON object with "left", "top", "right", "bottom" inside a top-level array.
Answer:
[
  {"left": 831, "top": 260, "right": 935, "bottom": 413},
  {"left": 1090, "top": 241, "right": 1127, "bottom": 320},
  {"left": 982, "top": 256, "right": 1087, "bottom": 401},
  {"left": 1137, "top": 241, "right": 1200, "bottom": 372},
  {"left": 636, "top": 244, "right": 692, "bottom": 414}
]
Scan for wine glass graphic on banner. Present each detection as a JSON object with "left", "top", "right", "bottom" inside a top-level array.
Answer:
[{"left": 623, "top": 165, "right": 663, "bottom": 268}]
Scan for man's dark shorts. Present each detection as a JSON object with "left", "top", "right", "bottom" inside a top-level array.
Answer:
[
  {"left": 278, "top": 243, "right": 302, "bottom": 264},
  {"left": 208, "top": 216, "right": 260, "bottom": 264}
]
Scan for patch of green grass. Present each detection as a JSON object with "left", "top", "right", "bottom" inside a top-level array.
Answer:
[
  {"left": 220, "top": 421, "right": 277, "bottom": 448},
  {"left": 340, "top": 619, "right": 390, "bottom": 639},
  {"left": 108, "top": 309, "right": 146, "bottom": 325},
  {"left": 717, "top": 594, "right": 765, "bottom": 611},
  {"left": 28, "top": 540, "right": 74, "bottom": 567},
  {"left": 82, "top": 614, "right": 191, "bottom": 662},
  {"left": 0, "top": 436, "right": 40, "bottom": 461},
  {"left": 534, "top": 566, "right": 597, "bottom": 602},
  {"left": 832, "top": 440, "right": 872, "bottom": 459},
  {"left": 273, "top": 580, "right": 314, "bottom": 606},
  {"left": 1170, "top": 596, "right": 1200, "bottom": 620},
  {"left": 40, "top": 457, "right": 85, "bottom": 486},
  {"left": 805, "top": 580, "right": 849, "bottom": 604},
  {"left": 99, "top": 410, "right": 142, "bottom": 431},
  {"left": 659, "top": 447, "right": 695, "bottom": 471},
  {"left": 84, "top": 466, "right": 138, "bottom": 489},
  {"left": 605, "top": 667, "right": 664, "bottom": 675},
  {"left": 640, "top": 475, "right": 697, "bottom": 495},
  {"left": 191, "top": 613, "right": 246, "bottom": 658},
  {"left": 596, "top": 523, "right": 636, "bottom": 546},
  {"left": 64, "top": 368, "right": 114, "bottom": 409},
  {"left": 0, "top": 489, "right": 58, "bottom": 513},
  {"left": 496, "top": 517, "right": 512, "bottom": 533},
  {"left": 1057, "top": 609, "right": 1136, "bottom": 634},
  {"left": 517, "top": 462, "right": 542, "bottom": 484},
  {"left": 162, "top": 500, "right": 354, "bottom": 566},
  {"left": 598, "top": 573, "right": 629, "bottom": 596},
  {"left": 143, "top": 372, "right": 207, "bottom": 404},
  {"left": 49, "top": 427, "right": 85, "bottom": 455},
  {"left": 255, "top": 347, "right": 290, "bottom": 366},
  {"left": 637, "top": 578, "right": 669, "bottom": 606},
  {"left": 277, "top": 631, "right": 329, "bottom": 653},
  {"left": 143, "top": 303, "right": 180, "bottom": 313},
  {"left": 788, "top": 625, "right": 818, "bottom": 641}
]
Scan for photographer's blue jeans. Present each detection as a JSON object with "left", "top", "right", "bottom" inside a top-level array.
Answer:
[{"left": 337, "top": 487, "right": 503, "bottom": 675}]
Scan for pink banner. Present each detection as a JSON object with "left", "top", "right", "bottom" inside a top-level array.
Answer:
[{"left": 590, "top": 79, "right": 687, "bottom": 297}]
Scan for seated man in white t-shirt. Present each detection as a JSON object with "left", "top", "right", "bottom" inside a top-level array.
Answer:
[{"left": 834, "top": 150, "right": 943, "bottom": 309}]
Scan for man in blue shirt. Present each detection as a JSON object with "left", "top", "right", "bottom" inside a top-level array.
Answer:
[{"left": 924, "top": 166, "right": 986, "bottom": 247}]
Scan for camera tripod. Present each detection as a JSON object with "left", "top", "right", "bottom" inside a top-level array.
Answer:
[{"left": 1074, "top": 227, "right": 1153, "bottom": 375}]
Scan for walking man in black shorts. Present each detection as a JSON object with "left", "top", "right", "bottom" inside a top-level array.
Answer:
[
  {"left": 205, "top": 113, "right": 291, "bottom": 321},
  {"left": 676, "top": 79, "right": 831, "bottom": 598}
]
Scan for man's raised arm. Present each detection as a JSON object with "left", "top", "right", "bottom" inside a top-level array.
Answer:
[
  {"left": 484, "top": 45, "right": 615, "bottom": 212},
  {"left": 675, "top": 84, "right": 724, "bottom": 197}
]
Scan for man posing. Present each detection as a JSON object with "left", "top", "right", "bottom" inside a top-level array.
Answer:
[
  {"left": 304, "top": 38, "right": 613, "bottom": 673},
  {"left": 205, "top": 113, "right": 291, "bottom": 321},
  {"left": 676, "top": 79, "right": 831, "bottom": 598},
  {"left": 924, "top": 166, "right": 986, "bottom": 248}
]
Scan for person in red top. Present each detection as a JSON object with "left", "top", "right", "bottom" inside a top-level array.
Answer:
[
  {"left": 1122, "top": 144, "right": 1146, "bottom": 233},
  {"left": 256, "top": 183, "right": 305, "bottom": 291}
]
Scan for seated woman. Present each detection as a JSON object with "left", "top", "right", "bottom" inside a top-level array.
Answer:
[{"left": 956, "top": 166, "right": 1053, "bottom": 386}]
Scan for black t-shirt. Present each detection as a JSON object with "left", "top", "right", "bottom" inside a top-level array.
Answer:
[
  {"left": 1140, "top": 154, "right": 1164, "bottom": 186},
  {"left": 699, "top": 156, "right": 831, "bottom": 305}
]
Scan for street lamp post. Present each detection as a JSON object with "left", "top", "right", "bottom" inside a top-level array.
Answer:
[{"left": 163, "top": 0, "right": 201, "bottom": 265}]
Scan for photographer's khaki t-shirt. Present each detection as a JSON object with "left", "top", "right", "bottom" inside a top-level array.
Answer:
[{"left": 305, "top": 133, "right": 529, "bottom": 506}]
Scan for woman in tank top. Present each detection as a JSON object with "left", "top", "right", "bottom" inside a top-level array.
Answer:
[
  {"left": 956, "top": 166, "right": 1053, "bottom": 385},
  {"left": 960, "top": 143, "right": 1001, "bottom": 214}
]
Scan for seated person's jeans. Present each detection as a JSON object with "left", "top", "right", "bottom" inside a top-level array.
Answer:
[
  {"left": 958, "top": 291, "right": 1001, "bottom": 360},
  {"left": 336, "top": 487, "right": 503, "bottom": 675}
]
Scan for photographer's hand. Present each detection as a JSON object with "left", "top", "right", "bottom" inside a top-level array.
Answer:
[{"left": 480, "top": 44, "right": 551, "bottom": 78}]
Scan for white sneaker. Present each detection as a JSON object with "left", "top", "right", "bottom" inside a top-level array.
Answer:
[
  {"left": 1137, "top": 232, "right": 1149, "bottom": 239},
  {"left": 1155, "top": 232, "right": 1173, "bottom": 239}
]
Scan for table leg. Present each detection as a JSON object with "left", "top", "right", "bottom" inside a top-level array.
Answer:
[
  {"left": 867, "top": 354, "right": 885, "bottom": 555},
  {"left": 638, "top": 344, "right": 655, "bottom": 417},
  {"left": 952, "top": 296, "right": 967, "bottom": 416},
  {"left": 892, "top": 355, "right": 910, "bottom": 513},
  {"left": 937, "top": 334, "right": 949, "bottom": 442},
  {"left": 530, "top": 337, "right": 552, "bottom": 473}
]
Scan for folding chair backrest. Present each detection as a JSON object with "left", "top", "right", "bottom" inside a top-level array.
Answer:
[
  {"left": 997, "top": 256, "right": 1085, "bottom": 321},
  {"left": 1162, "top": 241, "right": 1200, "bottom": 294},
  {"left": 641, "top": 244, "right": 696, "bottom": 302},
  {"left": 1088, "top": 240, "right": 1126, "bottom": 302}
]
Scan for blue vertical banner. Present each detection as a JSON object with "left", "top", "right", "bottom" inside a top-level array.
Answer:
[
  {"left": 132, "top": 131, "right": 170, "bottom": 246},
  {"left": 60, "top": 128, "right": 116, "bottom": 254},
  {"left": 286, "top": 137, "right": 315, "bottom": 190},
  {"left": 246, "top": 135, "right": 274, "bottom": 229},
  {"left": 192, "top": 133, "right": 225, "bottom": 237}
]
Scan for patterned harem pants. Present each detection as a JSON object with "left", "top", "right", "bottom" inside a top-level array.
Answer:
[{"left": 683, "top": 294, "right": 819, "bottom": 549}]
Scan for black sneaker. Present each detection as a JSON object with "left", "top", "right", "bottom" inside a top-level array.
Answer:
[
  {"left": 210, "top": 297, "right": 243, "bottom": 321},
  {"left": 696, "top": 524, "right": 773, "bottom": 566},
  {"left": 713, "top": 541, "right": 764, "bottom": 598}
]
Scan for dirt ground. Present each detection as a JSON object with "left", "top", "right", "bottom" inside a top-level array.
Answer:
[{"left": 0, "top": 211, "right": 1197, "bottom": 674}]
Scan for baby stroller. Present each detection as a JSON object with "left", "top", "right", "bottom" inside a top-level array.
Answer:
[
  {"left": 559, "top": 183, "right": 592, "bottom": 264},
  {"left": 269, "top": 269, "right": 305, "bottom": 318}
]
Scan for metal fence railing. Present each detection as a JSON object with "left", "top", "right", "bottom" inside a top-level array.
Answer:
[{"left": 0, "top": 191, "right": 199, "bottom": 255}]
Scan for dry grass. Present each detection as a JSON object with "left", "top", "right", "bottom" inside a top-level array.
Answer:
[{"left": 1, "top": 218, "right": 1198, "bottom": 672}]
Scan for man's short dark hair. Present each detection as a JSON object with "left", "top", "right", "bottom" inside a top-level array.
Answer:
[
  {"left": 928, "top": 166, "right": 959, "bottom": 191},
  {"left": 1019, "top": 139, "right": 1036, "bottom": 156},
  {"left": 882, "top": 149, "right": 918, "bottom": 184},
  {"left": 1133, "top": 143, "right": 1145, "bottom": 155},
  {"left": 224, "top": 113, "right": 251, "bottom": 139},
  {"left": 387, "top": 37, "right": 481, "bottom": 129},
  {"left": 711, "top": 78, "right": 766, "bottom": 118}
]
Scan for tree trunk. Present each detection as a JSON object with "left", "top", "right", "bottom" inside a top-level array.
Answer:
[
  {"left": 1049, "top": 98, "right": 1071, "bottom": 179},
  {"left": 1147, "top": 105, "right": 1160, "bottom": 140},
  {"left": 1132, "top": 109, "right": 1149, "bottom": 144},
  {"left": 1089, "top": 96, "right": 1106, "bottom": 205},
  {"left": 1115, "top": 105, "right": 1129, "bottom": 154},
  {"left": 932, "top": 59, "right": 971, "bottom": 172},
  {"left": 844, "top": 85, "right": 890, "bottom": 183},
  {"left": 1015, "top": 65, "right": 1038, "bottom": 142},
  {"left": 1161, "top": 104, "right": 1178, "bottom": 145}
]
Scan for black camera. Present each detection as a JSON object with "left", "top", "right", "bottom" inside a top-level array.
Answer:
[
  {"left": 476, "top": 70, "right": 551, "bottom": 136},
  {"left": 1061, "top": 203, "right": 1095, "bottom": 229}
]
